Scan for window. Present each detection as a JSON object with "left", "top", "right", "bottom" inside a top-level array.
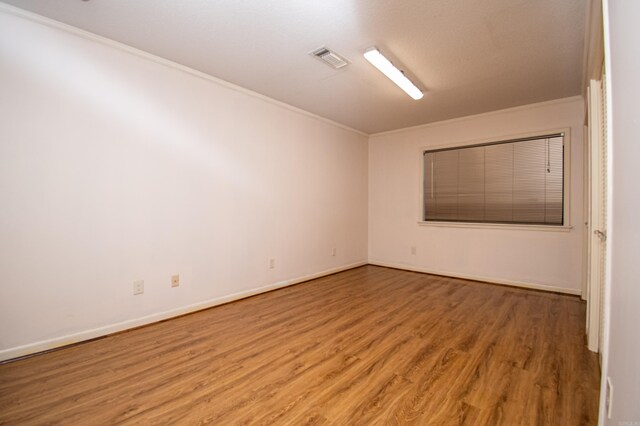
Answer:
[{"left": 423, "top": 134, "right": 565, "bottom": 225}]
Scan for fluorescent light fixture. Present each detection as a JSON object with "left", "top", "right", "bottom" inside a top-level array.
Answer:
[{"left": 364, "top": 48, "right": 423, "bottom": 100}]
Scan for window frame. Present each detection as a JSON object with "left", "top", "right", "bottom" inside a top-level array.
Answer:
[{"left": 417, "top": 128, "right": 572, "bottom": 231}]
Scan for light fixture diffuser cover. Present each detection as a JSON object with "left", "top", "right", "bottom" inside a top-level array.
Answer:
[{"left": 364, "top": 48, "right": 423, "bottom": 100}]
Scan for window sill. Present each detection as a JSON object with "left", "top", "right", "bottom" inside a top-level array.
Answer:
[{"left": 417, "top": 221, "right": 573, "bottom": 232}]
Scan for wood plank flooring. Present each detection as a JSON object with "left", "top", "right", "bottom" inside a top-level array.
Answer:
[{"left": 0, "top": 265, "right": 600, "bottom": 425}]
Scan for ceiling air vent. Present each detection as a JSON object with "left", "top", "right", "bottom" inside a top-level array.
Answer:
[{"left": 310, "top": 47, "right": 349, "bottom": 69}]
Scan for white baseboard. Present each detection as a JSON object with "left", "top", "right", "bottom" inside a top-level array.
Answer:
[
  {"left": 0, "top": 261, "right": 367, "bottom": 363},
  {"left": 1, "top": 259, "right": 580, "bottom": 362},
  {"left": 368, "top": 259, "right": 582, "bottom": 296}
]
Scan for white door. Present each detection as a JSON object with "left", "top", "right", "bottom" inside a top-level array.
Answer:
[{"left": 586, "top": 76, "right": 608, "bottom": 353}]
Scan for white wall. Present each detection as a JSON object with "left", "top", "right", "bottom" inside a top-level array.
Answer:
[
  {"left": 368, "top": 98, "right": 585, "bottom": 293},
  {"left": 0, "top": 8, "right": 368, "bottom": 360},
  {"left": 601, "top": 0, "right": 640, "bottom": 423}
]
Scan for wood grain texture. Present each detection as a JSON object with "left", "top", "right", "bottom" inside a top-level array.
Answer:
[{"left": 0, "top": 265, "right": 600, "bottom": 425}]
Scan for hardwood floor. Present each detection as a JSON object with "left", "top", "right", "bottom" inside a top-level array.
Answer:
[{"left": 0, "top": 266, "right": 600, "bottom": 425}]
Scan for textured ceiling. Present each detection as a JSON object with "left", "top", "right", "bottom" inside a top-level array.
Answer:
[{"left": 2, "top": 0, "right": 587, "bottom": 134}]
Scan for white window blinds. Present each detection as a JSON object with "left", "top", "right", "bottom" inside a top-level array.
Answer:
[{"left": 423, "top": 134, "right": 564, "bottom": 225}]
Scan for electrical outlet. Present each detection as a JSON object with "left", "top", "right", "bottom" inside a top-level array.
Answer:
[
  {"left": 606, "top": 377, "right": 613, "bottom": 419},
  {"left": 411, "top": 246, "right": 417, "bottom": 255},
  {"left": 332, "top": 247, "right": 337, "bottom": 256},
  {"left": 133, "top": 280, "right": 144, "bottom": 295},
  {"left": 171, "top": 274, "right": 180, "bottom": 287},
  {"left": 269, "top": 258, "right": 275, "bottom": 269}
]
